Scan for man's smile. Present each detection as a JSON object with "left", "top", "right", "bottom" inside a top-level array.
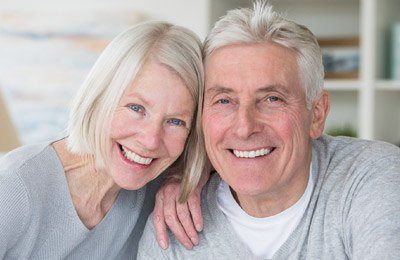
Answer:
[{"left": 230, "top": 147, "right": 275, "bottom": 158}]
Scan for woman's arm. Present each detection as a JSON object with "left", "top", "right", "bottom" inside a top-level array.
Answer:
[{"left": 0, "top": 170, "right": 30, "bottom": 257}]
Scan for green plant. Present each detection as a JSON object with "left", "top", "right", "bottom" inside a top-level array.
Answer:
[{"left": 326, "top": 125, "right": 357, "bottom": 137}]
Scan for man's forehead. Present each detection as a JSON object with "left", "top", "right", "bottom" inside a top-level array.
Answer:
[
  {"left": 205, "top": 42, "right": 296, "bottom": 63},
  {"left": 205, "top": 44, "right": 298, "bottom": 76},
  {"left": 204, "top": 43, "right": 301, "bottom": 95}
]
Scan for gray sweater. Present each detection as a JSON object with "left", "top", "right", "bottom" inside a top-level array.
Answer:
[
  {"left": 0, "top": 142, "right": 162, "bottom": 259},
  {"left": 138, "top": 135, "right": 400, "bottom": 259}
]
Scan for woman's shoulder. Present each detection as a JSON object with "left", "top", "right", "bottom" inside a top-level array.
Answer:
[
  {"left": 0, "top": 145, "right": 43, "bottom": 252},
  {"left": 0, "top": 142, "right": 64, "bottom": 220},
  {"left": 0, "top": 142, "right": 54, "bottom": 213},
  {"left": 0, "top": 142, "right": 53, "bottom": 173},
  {"left": 0, "top": 142, "right": 67, "bottom": 253}
]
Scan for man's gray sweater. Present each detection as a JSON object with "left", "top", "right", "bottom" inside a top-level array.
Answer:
[{"left": 138, "top": 135, "right": 400, "bottom": 259}]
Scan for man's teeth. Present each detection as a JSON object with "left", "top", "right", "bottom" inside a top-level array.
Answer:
[
  {"left": 233, "top": 148, "right": 272, "bottom": 158},
  {"left": 121, "top": 146, "right": 153, "bottom": 165}
]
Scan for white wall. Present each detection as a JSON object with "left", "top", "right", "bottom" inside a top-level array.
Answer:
[{"left": 0, "top": 0, "right": 210, "bottom": 39}]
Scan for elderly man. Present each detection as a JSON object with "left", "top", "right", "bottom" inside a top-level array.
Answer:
[{"left": 138, "top": 2, "right": 400, "bottom": 259}]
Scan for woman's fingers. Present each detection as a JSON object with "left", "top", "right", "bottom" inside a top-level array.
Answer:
[
  {"left": 163, "top": 189, "right": 194, "bottom": 249},
  {"left": 154, "top": 191, "right": 169, "bottom": 249},
  {"left": 187, "top": 190, "right": 203, "bottom": 232},
  {"left": 176, "top": 201, "right": 199, "bottom": 245},
  {"left": 153, "top": 180, "right": 197, "bottom": 250}
]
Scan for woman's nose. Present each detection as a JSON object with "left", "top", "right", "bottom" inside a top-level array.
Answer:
[{"left": 136, "top": 122, "right": 163, "bottom": 151}]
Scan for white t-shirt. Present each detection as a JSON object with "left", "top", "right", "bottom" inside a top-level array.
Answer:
[{"left": 217, "top": 168, "right": 313, "bottom": 259}]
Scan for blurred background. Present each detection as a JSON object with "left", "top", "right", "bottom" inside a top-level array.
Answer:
[{"left": 1, "top": 0, "right": 400, "bottom": 156}]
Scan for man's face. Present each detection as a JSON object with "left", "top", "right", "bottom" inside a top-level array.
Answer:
[{"left": 203, "top": 43, "right": 326, "bottom": 199}]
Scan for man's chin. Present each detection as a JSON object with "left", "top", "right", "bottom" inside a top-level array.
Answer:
[{"left": 224, "top": 177, "right": 270, "bottom": 198}]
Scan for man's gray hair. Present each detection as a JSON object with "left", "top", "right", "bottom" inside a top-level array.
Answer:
[
  {"left": 67, "top": 21, "right": 206, "bottom": 187},
  {"left": 204, "top": 1, "right": 324, "bottom": 108}
]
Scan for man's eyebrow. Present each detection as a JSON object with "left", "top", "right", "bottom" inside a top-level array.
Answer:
[
  {"left": 205, "top": 86, "right": 235, "bottom": 95},
  {"left": 256, "top": 84, "right": 290, "bottom": 95},
  {"left": 206, "top": 84, "right": 290, "bottom": 95}
]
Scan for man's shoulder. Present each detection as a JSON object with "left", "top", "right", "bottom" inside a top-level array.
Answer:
[
  {"left": 314, "top": 135, "right": 400, "bottom": 170},
  {"left": 311, "top": 135, "right": 400, "bottom": 220},
  {"left": 312, "top": 135, "right": 400, "bottom": 219},
  {"left": 138, "top": 174, "right": 252, "bottom": 259},
  {"left": 138, "top": 211, "right": 249, "bottom": 260},
  {"left": 200, "top": 173, "right": 221, "bottom": 204}
]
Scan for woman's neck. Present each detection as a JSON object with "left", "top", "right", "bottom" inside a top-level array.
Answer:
[{"left": 52, "top": 138, "right": 121, "bottom": 229}]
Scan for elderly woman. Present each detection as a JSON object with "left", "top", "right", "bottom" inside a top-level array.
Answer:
[{"left": 0, "top": 21, "right": 205, "bottom": 259}]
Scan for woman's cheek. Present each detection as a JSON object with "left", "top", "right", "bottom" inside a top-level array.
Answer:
[
  {"left": 165, "top": 131, "right": 189, "bottom": 157},
  {"left": 109, "top": 112, "right": 138, "bottom": 139}
]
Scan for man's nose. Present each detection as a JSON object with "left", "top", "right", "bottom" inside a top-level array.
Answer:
[{"left": 233, "top": 104, "right": 262, "bottom": 139}]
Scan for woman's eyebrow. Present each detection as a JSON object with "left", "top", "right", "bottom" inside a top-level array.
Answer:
[{"left": 125, "top": 92, "right": 154, "bottom": 107}]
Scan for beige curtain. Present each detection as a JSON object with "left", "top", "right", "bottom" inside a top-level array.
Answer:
[{"left": 0, "top": 90, "right": 20, "bottom": 152}]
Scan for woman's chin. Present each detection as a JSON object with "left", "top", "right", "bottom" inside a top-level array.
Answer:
[{"left": 111, "top": 169, "right": 150, "bottom": 190}]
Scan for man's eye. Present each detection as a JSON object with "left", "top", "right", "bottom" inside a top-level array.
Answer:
[
  {"left": 167, "top": 118, "right": 186, "bottom": 127},
  {"left": 129, "top": 104, "right": 144, "bottom": 113},
  {"left": 217, "top": 98, "right": 230, "bottom": 104}
]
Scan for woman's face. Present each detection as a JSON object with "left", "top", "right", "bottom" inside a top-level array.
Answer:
[{"left": 108, "top": 61, "right": 195, "bottom": 190}]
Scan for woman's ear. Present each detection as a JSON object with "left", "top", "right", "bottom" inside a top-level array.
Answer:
[{"left": 310, "top": 90, "right": 330, "bottom": 139}]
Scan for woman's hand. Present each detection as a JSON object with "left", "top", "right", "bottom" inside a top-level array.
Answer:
[{"left": 153, "top": 171, "right": 210, "bottom": 250}]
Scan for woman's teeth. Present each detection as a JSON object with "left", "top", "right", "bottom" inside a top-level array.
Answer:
[
  {"left": 233, "top": 148, "right": 272, "bottom": 158},
  {"left": 121, "top": 146, "right": 153, "bottom": 165}
]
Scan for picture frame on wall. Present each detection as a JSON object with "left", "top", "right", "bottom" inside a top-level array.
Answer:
[{"left": 318, "top": 37, "right": 359, "bottom": 79}]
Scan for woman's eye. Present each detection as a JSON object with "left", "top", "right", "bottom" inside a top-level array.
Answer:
[
  {"left": 129, "top": 104, "right": 144, "bottom": 113},
  {"left": 167, "top": 118, "right": 186, "bottom": 127},
  {"left": 217, "top": 98, "right": 230, "bottom": 104}
]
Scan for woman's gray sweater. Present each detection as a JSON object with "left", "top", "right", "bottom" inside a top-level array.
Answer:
[{"left": 0, "top": 142, "right": 162, "bottom": 259}]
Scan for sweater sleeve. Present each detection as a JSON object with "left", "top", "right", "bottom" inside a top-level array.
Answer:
[
  {"left": 344, "top": 153, "right": 400, "bottom": 259},
  {"left": 0, "top": 171, "right": 30, "bottom": 258}
]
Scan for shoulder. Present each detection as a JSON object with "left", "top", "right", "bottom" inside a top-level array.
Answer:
[
  {"left": 0, "top": 172, "right": 30, "bottom": 253},
  {"left": 313, "top": 135, "right": 400, "bottom": 174},
  {"left": 0, "top": 142, "right": 54, "bottom": 200},
  {"left": 139, "top": 174, "right": 251, "bottom": 259},
  {"left": 137, "top": 213, "right": 169, "bottom": 259},
  {"left": 0, "top": 142, "right": 54, "bottom": 173},
  {"left": 315, "top": 134, "right": 400, "bottom": 158},
  {"left": 0, "top": 145, "right": 43, "bottom": 252},
  {"left": 313, "top": 135, "right": 400, "bottom": 198},
  {"left": 0, "top": 143, "right": 63, "bottom": 249},
  {"left": 0, "top": 143, "right": 63, "bottom": 200}
]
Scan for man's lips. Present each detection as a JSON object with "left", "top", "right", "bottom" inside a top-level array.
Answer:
[{"left": 228, "top": 147, "right": 276, "bottom": 158}]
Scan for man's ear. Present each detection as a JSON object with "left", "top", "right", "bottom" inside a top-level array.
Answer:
[{"left": 310, "top": 90, "right": 330, "bottom": 139}]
